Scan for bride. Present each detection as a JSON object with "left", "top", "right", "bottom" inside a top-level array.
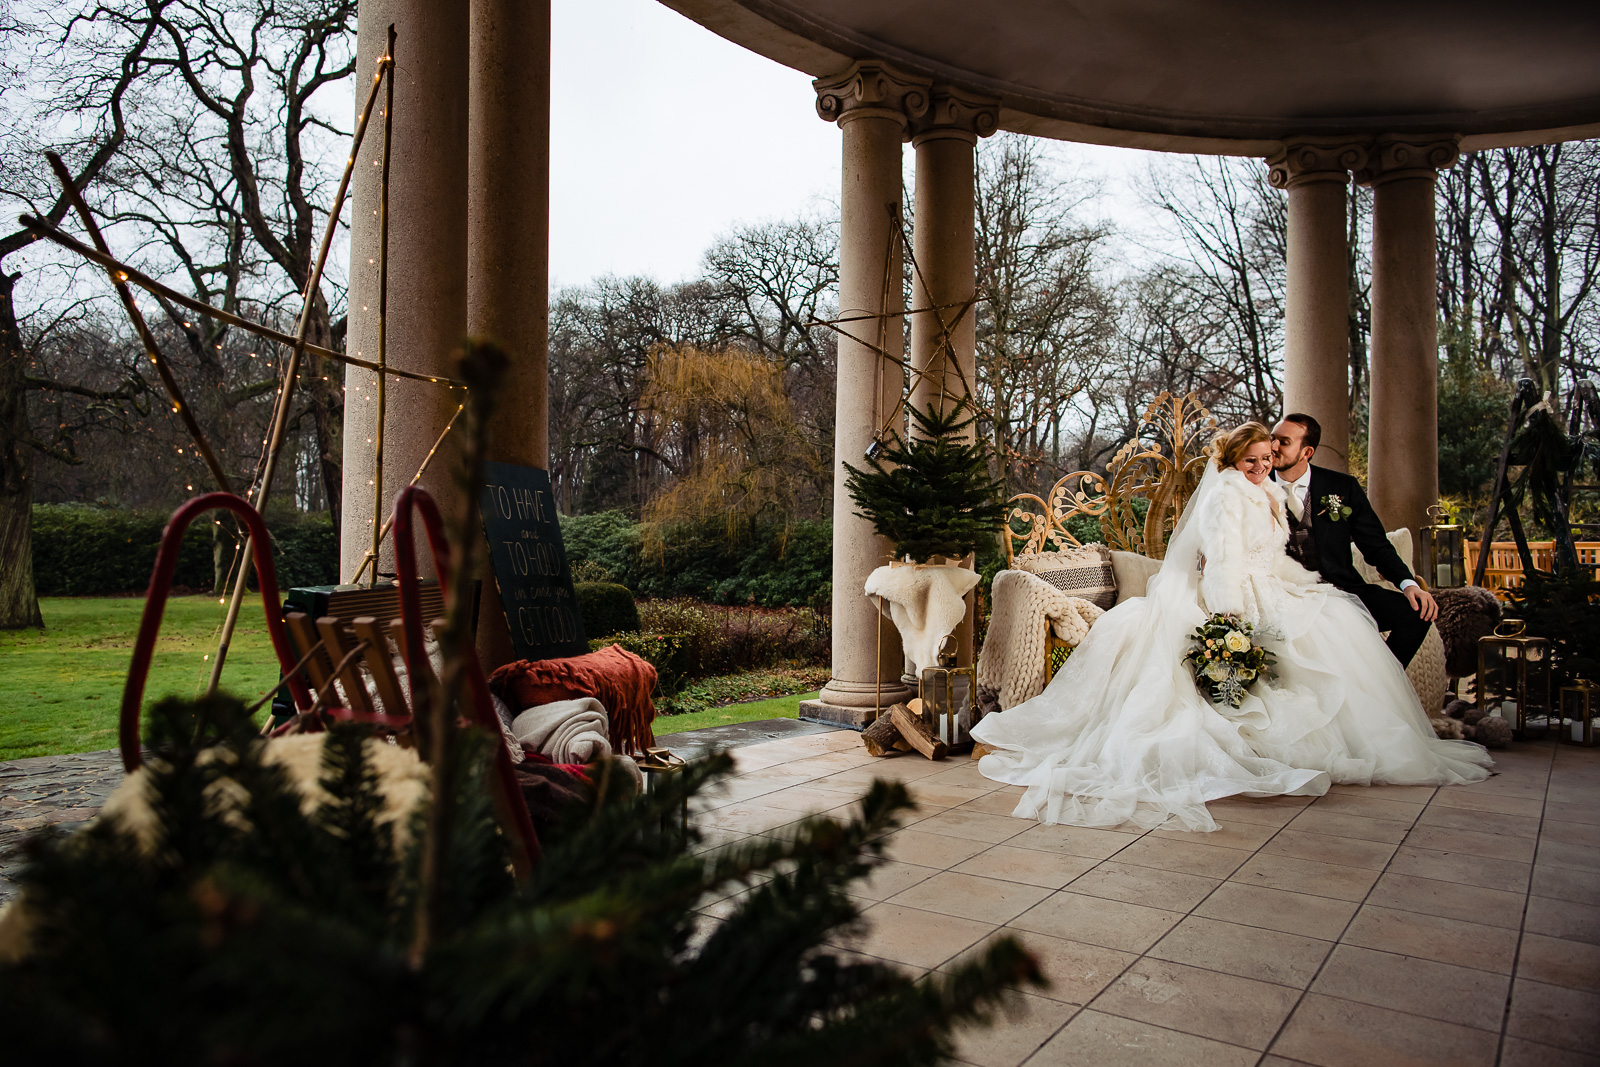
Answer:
[{"left": 970, "top": 422, "right": 1492, "bottom": 832}]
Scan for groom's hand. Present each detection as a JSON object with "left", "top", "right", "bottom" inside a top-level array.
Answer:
[{"left": 1404, "top": 585, "right": 1439, "bottom": 623}]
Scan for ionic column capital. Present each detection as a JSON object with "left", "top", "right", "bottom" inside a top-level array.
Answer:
[
  {"left": 1355, "top": 135, "right": 1460, "bottom": 187},
  {"left": 909, "top": 85, "right": 1000, "bottom": 145},
  {"left": 814, "top": 60, "right": 931, "bottom": 130},
  {"left": 1267, "top": 138, "right": 1368, "bottom": 189}
]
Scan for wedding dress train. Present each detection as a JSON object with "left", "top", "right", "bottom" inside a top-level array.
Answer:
[{"left": 970, "top": 464, "right": 1492, "bottom": 832}]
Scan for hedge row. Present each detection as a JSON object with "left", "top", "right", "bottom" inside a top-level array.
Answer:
[
  {"left": 31, "top": 505, "right": 338, "bottom": 596},
  {"left": 32, "top": 504, "right": 1020, "bottom": 605},
  {"left": 559, "top": 513, "right": 837, "bottom": 607}
]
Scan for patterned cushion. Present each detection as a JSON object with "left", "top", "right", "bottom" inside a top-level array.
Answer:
[{"left": 1012, "top": 546, "right": 1117, "bottom": 609}]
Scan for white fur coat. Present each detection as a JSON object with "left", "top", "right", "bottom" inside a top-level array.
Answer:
[{"left": 1196, "top": 469, "right": 1321, "bottom": 621}]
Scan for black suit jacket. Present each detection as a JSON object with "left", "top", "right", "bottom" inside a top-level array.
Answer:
[{"left": 1281, "top": 465, "right": 1413, "bottom": 593}]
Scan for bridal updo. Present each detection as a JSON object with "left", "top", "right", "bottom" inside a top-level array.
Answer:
[{"left": 1211, "top": 421, "right": 1273, "bottom": 470}]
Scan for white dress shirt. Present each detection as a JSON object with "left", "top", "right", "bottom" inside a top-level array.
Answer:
[{"left": 1280, "top": 466, "right": 1416, "bottom": 591}]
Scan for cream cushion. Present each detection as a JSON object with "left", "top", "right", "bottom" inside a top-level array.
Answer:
[{"left": 1109, "top": 550, "right": 1162, "bottom": 603}]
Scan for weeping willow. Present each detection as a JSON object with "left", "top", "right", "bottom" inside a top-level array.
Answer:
[{"left": 639, "top": 345, "right": 825, "bottom": 551}]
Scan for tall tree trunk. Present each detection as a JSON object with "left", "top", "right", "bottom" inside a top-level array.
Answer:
[{"left": 0, "top": 270, "right": 44, "bottom": 629}]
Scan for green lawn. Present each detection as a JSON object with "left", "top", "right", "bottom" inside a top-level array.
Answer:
[
  {"left": 1, "top": 596, "right": 286, "bottom": 762},
  {"left": 2, "top": 596, "right": 816, "bottom": 762},
  {"left": 653, "top": 691, "right": 812, "bottom": 735}
]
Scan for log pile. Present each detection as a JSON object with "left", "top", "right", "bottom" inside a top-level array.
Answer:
[{"left": 860, "top": 699, "right": 947, "bottom": 760}]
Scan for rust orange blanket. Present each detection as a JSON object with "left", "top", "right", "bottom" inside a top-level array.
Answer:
[{"left": 489, "top": 644, "right": 656, "bottom": 756}]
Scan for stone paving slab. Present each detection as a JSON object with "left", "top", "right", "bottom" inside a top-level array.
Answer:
[
  {"left": 0, "top": 749, "right": 124, "bottom": 903},
  {"left": 5, "top": 729, "right": 1597, "bottom": 1067},
  {"left": 689, "top": 735, "right": 1600, "bottom": 1067}
]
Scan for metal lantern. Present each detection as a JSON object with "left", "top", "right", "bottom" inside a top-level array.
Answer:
[
  {"left": 1477, "top": 620, "right": 1553, "bottom": 739},
  {"left": 1420, "top": 504, "right": 1467, "bottom": 589},
  {"left": 920, "top": 634, "right": 977, "bottom": 750},
  {"left": 638, "top": 747, "right": 690, "bottom": 842},
  {"left": 1560, "top": 680, "right": 1597, "bottom": 746}
]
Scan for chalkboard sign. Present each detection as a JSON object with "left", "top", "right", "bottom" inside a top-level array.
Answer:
[{"left": 478, "top": 462, "right": 588, "bottom": 661}]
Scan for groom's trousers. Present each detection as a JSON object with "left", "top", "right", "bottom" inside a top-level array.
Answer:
[{"left": 1345, "top": 584, "right": 1430, "bottom": 668}]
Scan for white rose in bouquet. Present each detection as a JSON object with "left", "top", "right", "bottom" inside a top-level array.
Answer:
[{"left": 1224, "top": 631, "right": 1251, "bottom": 654}]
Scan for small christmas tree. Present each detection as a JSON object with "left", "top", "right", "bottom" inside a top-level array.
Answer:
[
  {"left": 0, "top": 695, "right": 1042, "bottom": 1064},
  {"left": 844, "top": 398, "right": 1008, "bottom": 561}
]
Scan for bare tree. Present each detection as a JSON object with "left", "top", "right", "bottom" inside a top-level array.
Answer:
[
  {"left": 1141, "top": 156, "right": 1287, "bottom": 423},
  {"left": 91, "top": 0, "right": 359, "bottom": 522},
  {"left": 1437, "top": 143, "right": 1600, "bottom": 407},
  {"left": 973, "top": 134, "right": 1113, "bottom": 492},
  {"left": 0, "top": 4, "right": 157, "bottom": 627}
]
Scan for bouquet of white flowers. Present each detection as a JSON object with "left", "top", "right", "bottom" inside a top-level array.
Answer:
[{"left": 1183, "top": 613, "right": 1275, "bottom": 708}]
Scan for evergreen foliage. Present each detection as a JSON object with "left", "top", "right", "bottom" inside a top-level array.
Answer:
[
  {"left": 0, "top": 695, "right": 1041, "bottom": 1065},
  {"left": 571, "top": 581, "right": 641, "bottom": 638},
  {"left": 844, "top": 401, "right": 1009, "bottom": 562},
  {"left": 31, "top": 505, "right": 337, "bottom": 595},
  {"left": 1511, "top": 571, "right": 1600, "bottom": 683},
  {"left": 560, "top": 513, "right": 833, "bottom": 606}
]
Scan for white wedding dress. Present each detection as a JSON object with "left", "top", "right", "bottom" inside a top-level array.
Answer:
[{"left": 970, "top": 463, "right": 1492, "bottom": 832}]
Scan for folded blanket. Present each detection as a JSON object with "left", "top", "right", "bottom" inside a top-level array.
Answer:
[
  {"left": 489, "top": 644, "right": 656, "bottom": 755},
  {"left": 978, "top": 569, "right": 1104, "bottom": 710},
  {"left": 512, "top": 697, "right": 612, "bottom": 764}
]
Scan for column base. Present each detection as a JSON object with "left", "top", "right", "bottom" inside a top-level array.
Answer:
[{"left": 798, "top": 698, "right": 876, "bottom": 731}]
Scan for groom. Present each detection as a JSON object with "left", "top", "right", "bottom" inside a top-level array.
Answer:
[{"left": 1270, "top": 413, "right": 1437, "bottom": 667}]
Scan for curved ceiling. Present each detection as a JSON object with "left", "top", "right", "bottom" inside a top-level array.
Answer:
[{"left": 661, "top": 0, "right": 1600, "bottom": 154}]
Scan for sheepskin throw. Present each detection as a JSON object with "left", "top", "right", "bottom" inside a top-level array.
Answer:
[
  {"left": 1435, "top": 585, "right": 1503, "bottom": 677},
  {"left": 864, "top": 562, "right": 982, "bottom": 674},
  {"left": 978, "top": 568, "right": 1105, "bottom": 710},
  {"left": 1012, "top": 546, "right": 1117, "bottom": 609}
]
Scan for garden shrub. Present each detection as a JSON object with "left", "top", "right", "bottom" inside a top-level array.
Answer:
[
  {"left": 635, "top": 599, "right": 830, "bottom": 678},
  {"left": 31, "top": 504, "right": 337, "bottom": 596},
  {"left": 573, "top": 581, "right": 641, "bottom": 638},
  {"left": 559, "top": 513, "right": 832, "bottom": 606}
]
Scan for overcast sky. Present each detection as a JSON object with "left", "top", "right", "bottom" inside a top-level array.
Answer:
[{"left": 549, "top": 0, "right": 1160, "bottom": 290}]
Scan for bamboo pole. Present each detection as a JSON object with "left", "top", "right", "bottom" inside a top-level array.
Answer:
[
  {"left": 350, "top": 403, "right": 465, "bottom": 587},
  {"left": 17, "top": 218, "right": 465, "bottom": 390},
  {"left": 207, "top": 47, "right": 395, "bottom": 693},
  {"left": 370, "top": 24, "right": 397, "bottom": 588},
  {"left": 43, "top": 153, "right": 233, "bottom": 496}
]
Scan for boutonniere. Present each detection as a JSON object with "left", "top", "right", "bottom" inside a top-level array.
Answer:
[{"left": 1318, "top": 493, "right": 1353, "bottom": 521}]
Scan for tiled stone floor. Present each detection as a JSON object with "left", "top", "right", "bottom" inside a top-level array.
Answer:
[
  {"left": 691, "top": 730, "right": 1600, "bottom": 1067},
  {"left": 4, "top": 731, "right": 1596, "bottom": 1064}
]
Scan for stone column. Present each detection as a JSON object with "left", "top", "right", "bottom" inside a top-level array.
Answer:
[
  {"left": 800, "top": 61, "right": 930, "bottom": 729},
  {"left": 341, "top": 0, "right": 470, "bottom": 580},
  {"left": 908, "top": 87, "right": 998, "bottom": 672},
  {"left": 1268, "top": 139, "right": 1367, "bottom": 473},
  {"left": 1359, "top": 137, "right": 1459, "bottom": 558},
  {"left": 468, "top": 0, "right": 550, "bottom": 669}
]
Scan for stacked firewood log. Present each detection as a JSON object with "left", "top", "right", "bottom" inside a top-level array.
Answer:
[{"left": 860, "top": 699, "right": 949, "bottom": 760}]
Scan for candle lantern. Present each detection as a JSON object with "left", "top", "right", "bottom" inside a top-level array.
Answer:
[
  {"left": 1420, "top": 504, "right": 1466, "bottom": 589},
  {"left": 920, "top": 634, "right": 977, "bottom": 751},
  {"left": 638, "top": 747, "right": 690, "bottom": 843},
  {"left": 1560, "top": 680, "right": 1597, "bottom": 746},
  {"left": 1477, "top": 621, "right": 1553, "bottom": 739}
]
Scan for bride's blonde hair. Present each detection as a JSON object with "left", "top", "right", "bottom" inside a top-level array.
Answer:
[{"left": 1211, "top": 421, "right": 1273, "bottom": 470}]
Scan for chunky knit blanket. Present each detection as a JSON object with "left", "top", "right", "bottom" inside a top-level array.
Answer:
[{"left": 978, "top": 569, "right": 1105, "bottom": 710}]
